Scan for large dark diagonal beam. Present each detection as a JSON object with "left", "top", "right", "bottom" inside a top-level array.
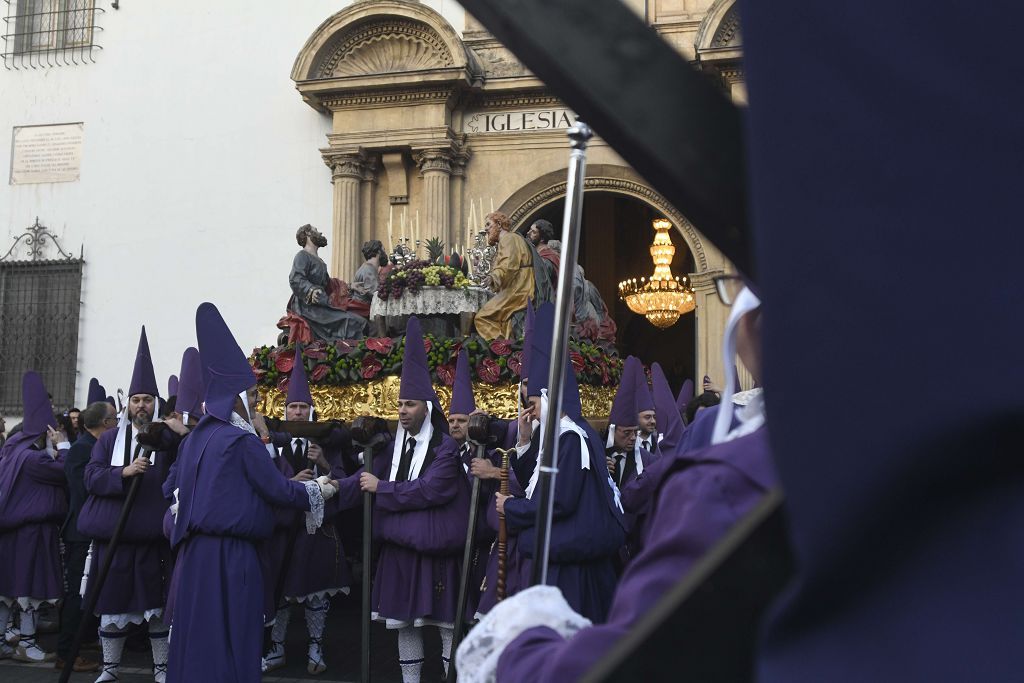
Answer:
[{"left": 459, "top": 0, "right": 752, "bottom": 277}]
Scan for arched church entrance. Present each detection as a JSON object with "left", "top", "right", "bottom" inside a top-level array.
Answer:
[{"left": 517, "top": 191, "right": 697, "bottom": 395}]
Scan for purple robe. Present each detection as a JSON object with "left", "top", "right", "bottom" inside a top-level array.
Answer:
[
  {"left": 503, "top": 422, "right": 625, "bottom": 623},
  {"left": 78, "top": 424, "right": 176, "bottom": 616},
  {"left": 0, "top": 437, "right": 68, "bottom": 601},
  {"left": 496, "top": 427, "right": 777, "bottom": 682},
  {"left": 369, "top": 429, "right": 470, "bottom": 626},
  {"left": 165, "top": 417, "right": 315, "bottom": 683},
  {"left": 269, "top": 428, "right": 354, "bottom": 604}
]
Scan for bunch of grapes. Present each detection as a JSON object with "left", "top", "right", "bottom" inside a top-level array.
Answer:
[{"left": 404, "top": 268, "right": 426, "bottom": 294}]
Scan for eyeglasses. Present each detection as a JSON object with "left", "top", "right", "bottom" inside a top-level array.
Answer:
[{"left": 713, "top": 274, "right": 746, "bottom": 306}]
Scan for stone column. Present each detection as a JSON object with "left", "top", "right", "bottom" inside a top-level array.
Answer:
[
  {"left": 360, "top": 155, "right": 379, "bottom": 251},
  {"left": 449, "top": 144, "right": 470, "bottom": 253},
  {"left": 414, "top": 147, "right": 454, "bottom": 249},
  {"left": 323, "top": 151, "right": 367, "bottom": 279},
  {"left": 690, "top": 269, "right": 727, "bottom": 391}
]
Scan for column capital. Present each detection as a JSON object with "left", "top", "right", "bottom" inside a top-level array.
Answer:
[
  {"left": 413, "top": 147, "right": 455, "bottom": 175},
  {"left": 322, "top": 149, "right": 368, "bottom": 181}
]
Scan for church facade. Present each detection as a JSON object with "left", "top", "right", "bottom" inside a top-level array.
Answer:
[{"left": 0, "top": 0, "right": 747, "bottom": 416}]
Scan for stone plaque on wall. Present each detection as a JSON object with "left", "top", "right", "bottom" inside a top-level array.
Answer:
[
  {"left": 10, "top": 123, "right": 84, "bottom": 185},
  {"left": 463, "top": 108, "right": 575, "bottom": 134}
]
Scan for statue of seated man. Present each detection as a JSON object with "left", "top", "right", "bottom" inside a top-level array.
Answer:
[
  {"left": 285, "top": 224, "right": 369, "bottom": 343},
  {"left": 349, "top": 240, "right": 388, "bottom": 314}
]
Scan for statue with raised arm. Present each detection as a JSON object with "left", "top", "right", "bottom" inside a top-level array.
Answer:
[{"left": 286, "top": 224, "right": 369, "bottom": 343}]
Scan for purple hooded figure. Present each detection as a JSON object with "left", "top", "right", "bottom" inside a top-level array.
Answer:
[
  {"left": 634, "top": 362, "right": 658, "bottom": 455},
  {"left": 78, "top": 326, "right": 180, "bottom": 683},
  {"left": 174, "top": 348, "right": 204, "bottom": 421},
  {"left": 606, "top": 357, "right": 648, "bottom": 492},
  {"left": 87, "top": 377, "right": 106, "bottom": 406},
  {"left": 165, "top": 303, "right": 334, "bottom": 683},
  {"left": 498, "top": 302, "right": 626, "bottom": 625},
  {"left": 0, "top": 371, "right": 68, "bottom": 664},
  {"left": 261, "top": 345, "right": 354, "bottom": 676},
  {"left": 353, "top": 315, "right": 468, "bottom": 682},
  {"left": 675, "top": 378, "right": 694, "bottom": 421},
  {"left": 167, "top": 375, "right": 179, "bottom": 399}
]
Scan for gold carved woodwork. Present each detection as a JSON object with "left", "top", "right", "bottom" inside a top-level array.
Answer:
[{"left": 257, "top": 378, "right": 615, "bottom": 421}]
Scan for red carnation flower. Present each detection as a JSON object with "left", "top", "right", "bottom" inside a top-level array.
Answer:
[
  {"left": 310, "top": 364, "right": 330, "bottom": 382},
  {"left": 570, "top": 351, "right": 585, "bottom": 373},
  {"left": 365, "top": 337, "right": 393, "bottom": 355},
  {"left": 477, "top": 358, "right": 501, "bottom": 384},
  {"left": 436, "top": 363, "right": 456, "bottom": 386},
  {"left": 275, "top": 350, "right": 295, "bottom": 373},
  {"left": 335, "top": 340, "right": 358, "bottom": 356},
  {"left": 489, "top": 339, "right": 512, "bottom": 356},
  {"left": 423, "top": 337, "right": 433, "bottom": 353},
  {"left": 361, "top": 355, "right": 383, "bottom": 380},
  {"left": 507, "top": 350, "right": 524, "bottom": 377}
]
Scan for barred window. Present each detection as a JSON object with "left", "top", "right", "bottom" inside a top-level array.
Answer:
[
  {"left": 0, "top": 220, "right": 83, "bottom": 414},
  {"left": 2, "top": 0, "right": 103, "bottom": 68}
]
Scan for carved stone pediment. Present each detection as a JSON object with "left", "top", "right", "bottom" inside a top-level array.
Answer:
[
  {"left": 315, "top": 19, "right": 455, "bottom": 79},
  {"left": 710, "top": 6, "right": 741, "bottom": 48}
]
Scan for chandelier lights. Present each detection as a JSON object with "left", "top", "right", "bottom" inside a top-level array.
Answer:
[{"left": 618, "top": 218, "right": 696, "bottom": 329}]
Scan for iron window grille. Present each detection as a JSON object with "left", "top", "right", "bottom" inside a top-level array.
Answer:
[
  {"left": 0, "top": 219, "right": 84, "bottom": 413},
  {"left": 1, "top": 0, "right": 103, "bottom": 69}
]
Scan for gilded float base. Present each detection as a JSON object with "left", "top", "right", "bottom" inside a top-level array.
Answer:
[{"left": 257, "top": 377, "right": 614, "bottom": 421}]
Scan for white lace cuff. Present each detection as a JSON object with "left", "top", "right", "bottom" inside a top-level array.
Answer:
[
  {"left": 302, "top": 480, "right": 325, "bottom": 534},
  {"left": 455, "top": 585, "right": 592, "bottom": 683}
]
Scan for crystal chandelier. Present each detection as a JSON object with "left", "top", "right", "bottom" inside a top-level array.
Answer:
[{"left": 618, "top": 218, "right": 696, "bottom": 329}]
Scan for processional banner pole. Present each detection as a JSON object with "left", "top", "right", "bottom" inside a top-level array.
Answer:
[{"left": 530, "top": 120, "right": 593, "bottom": 586}]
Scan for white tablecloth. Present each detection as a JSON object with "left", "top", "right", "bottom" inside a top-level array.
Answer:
[{"left": 369, "top": 286, "right": 493, "bottom": 318}]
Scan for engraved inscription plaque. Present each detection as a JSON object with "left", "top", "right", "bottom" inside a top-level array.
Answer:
[{"left": 10, "top": 123, "right": 84, "bottom": 185}]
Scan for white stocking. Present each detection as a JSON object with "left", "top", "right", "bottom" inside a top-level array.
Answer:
[
  {"left": 397, "top": 626, "right": 424, "bottom": 683},
  {"left": 97, "top": 624, "right": 128, "bottom": 682},
  {"left": 148, "top": 614, "right": 169, "bottom": 682},
  {"left": 439, "top": 626, "right": 454, "bottom": 677}
]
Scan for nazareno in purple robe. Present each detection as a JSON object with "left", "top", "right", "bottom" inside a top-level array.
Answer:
[
  {"left": 77, "top": 423, "right": 178, "bottom": 618},
  {"left": 496, "top": 427, "right": 777, "bottom": 683},
  {"left": 503, "top": 419, "right": 626, "bottom": 624},
  {"left": 266, "top": 427, "right": 354, "bottom": 606},
  {"left": 0, "top": 435, "right": 68, "bottom": 603},
  {"left": 165, "top": 416, "right": 319, "bottom": 683},
  {"left": 367, "top": 425, "right": 471, "bottom": 628}
]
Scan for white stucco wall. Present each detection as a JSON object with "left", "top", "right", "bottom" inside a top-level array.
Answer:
[{"left": 0, "top": 1, "right": 468, "bottom": 415}]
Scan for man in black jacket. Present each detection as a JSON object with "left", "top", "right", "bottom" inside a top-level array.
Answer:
[{"left": 55, "top": 400, "right": 116, "bottom": 672}]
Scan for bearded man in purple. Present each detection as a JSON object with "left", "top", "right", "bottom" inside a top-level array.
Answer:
[
  {"left": 78, "top": 328, "right": 180, "bottom": 683},
  {"left": 0, "top": 372, "right": 70, "bottom": 663}
]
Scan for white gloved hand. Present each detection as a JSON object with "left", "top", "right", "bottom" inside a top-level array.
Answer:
[
  {"left": 316, "top": 475, "right": 337, "bottom": 501},
  {"left": 456, "top": 585, "right": 591, "bottom": 683}
]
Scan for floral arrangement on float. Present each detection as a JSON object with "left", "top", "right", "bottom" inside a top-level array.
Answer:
[
  {"left": 378, "top": 238, "right": 475, "bottom": 301},
  {"left": 251, "top": 335, "right": 622, "bottom": 389}
]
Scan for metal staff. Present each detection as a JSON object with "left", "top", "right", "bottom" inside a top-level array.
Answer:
[
  {"left": 59, "top": 437, "right": 156, "bottom": 683},
  {"left": 448, "top": 431, "right": 485, "bottom": 682},
  {"left": 351, "top": 416, "right": 389, "bottom": 683},
  {"left": 497, "top": 448, "right": 512, "bottom": 598},
  {"left": 530, "top": 120, "right": 593, "bottom": 586}
]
